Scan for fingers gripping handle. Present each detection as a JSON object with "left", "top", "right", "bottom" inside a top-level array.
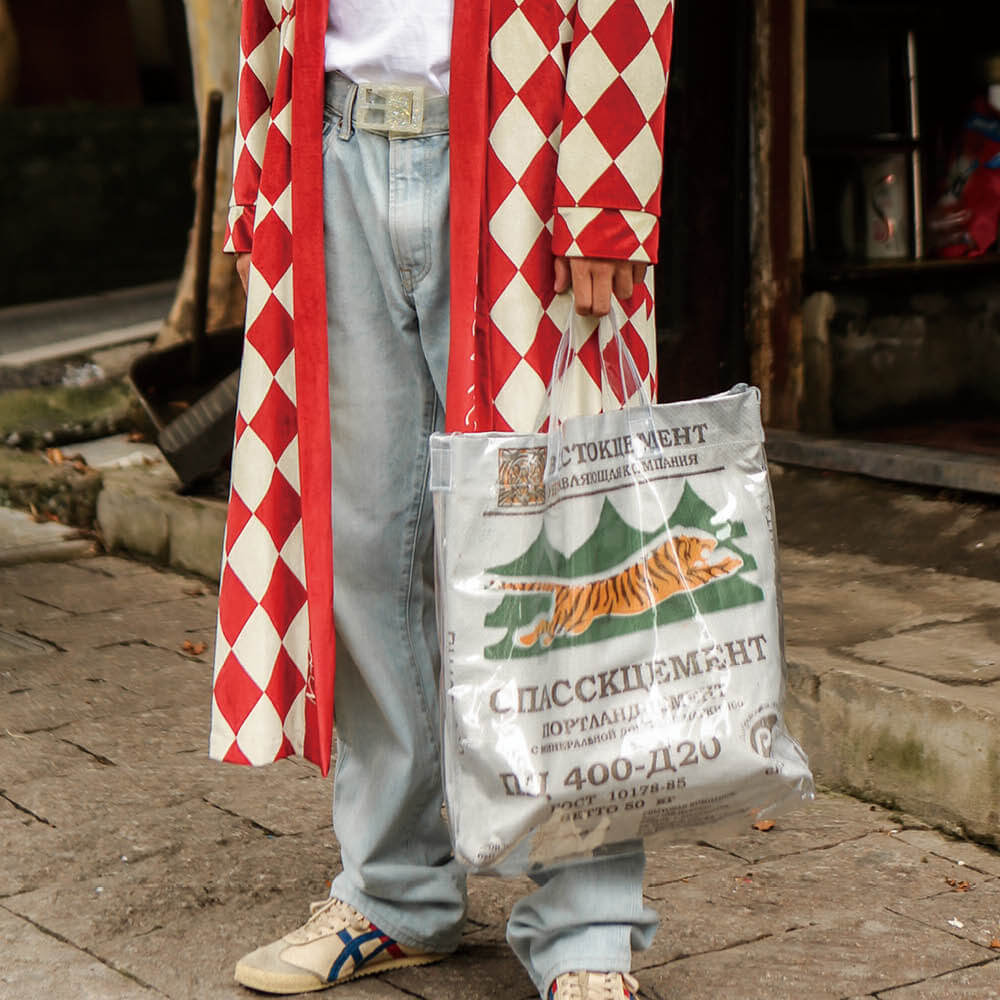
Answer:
[{"left": 543, "top": 311, "right": 658, "bottom": 484}]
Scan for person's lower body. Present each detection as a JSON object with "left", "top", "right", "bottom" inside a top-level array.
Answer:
[{"left": 235, "top": 72, "right": 657, "bottom": 998}]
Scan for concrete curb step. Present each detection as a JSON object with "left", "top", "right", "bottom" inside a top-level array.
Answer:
[
  {"left": 96, "top": 465, "right": 226, "bottom": 581},
  {"left": 785, "top": 647, "right": 1000, "bottom": 851},
  {"left": 0, "top": 440, "right": 226, "bottom": 581}
]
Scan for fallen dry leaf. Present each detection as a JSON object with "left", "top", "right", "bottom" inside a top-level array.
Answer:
[
  {"left": 181, "top": 640, "right": 208, "bottom": 656},
  {"left": 44, "top": 447, "right": 64, "bottom": 464},
  {"left": 945, "top": 878, "right": 972, "bottom": 892},
  {"left": 752, "top": 820, "right": 776, "bottom": 832},
  {"left": 990, "top": 939, "right": 1000, "bottom": 950},
  {"left": 127, "top": 431, "right": 147, "bottom": 442}
]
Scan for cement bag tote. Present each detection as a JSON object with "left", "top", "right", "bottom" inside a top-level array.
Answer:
[{"left": 429, "top": 314, "right": 813, "bottom": 874}]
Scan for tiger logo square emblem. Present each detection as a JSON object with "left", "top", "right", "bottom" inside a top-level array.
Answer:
[{"left": 497, "top": 447, "right": 547, "bottom": 508}]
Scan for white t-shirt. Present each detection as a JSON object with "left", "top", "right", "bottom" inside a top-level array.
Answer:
[{"left": 325, "top": 0, "right": 453, "bottom": 95}]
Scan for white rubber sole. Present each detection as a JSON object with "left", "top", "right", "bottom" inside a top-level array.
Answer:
[{"left": 234, "top": 951, "right": 447, "bottom": 994}]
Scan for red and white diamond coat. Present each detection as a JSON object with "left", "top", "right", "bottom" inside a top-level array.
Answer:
[{"left": 211, "top": 0, "right": 674, "bottom": 774}]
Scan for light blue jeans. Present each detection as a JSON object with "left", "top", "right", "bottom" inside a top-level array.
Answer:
[{"left": 321, "top": 74, "right": 658, "bottom": 997}]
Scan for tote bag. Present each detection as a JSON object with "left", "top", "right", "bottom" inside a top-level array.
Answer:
[{"left": 430, "top": 318, "right": 813, "bottom": 873}]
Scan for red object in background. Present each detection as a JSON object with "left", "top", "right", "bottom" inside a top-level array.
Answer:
[
  {"left": 8, "top": 0, "right": 141, "bottom": 107},
  {"left": 929, "top": 99, "right": 1000, "bottom": 258}
]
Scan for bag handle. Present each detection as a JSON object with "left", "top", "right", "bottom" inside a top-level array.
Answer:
[{"left": 543, "top": 309, "right": 659, "bottom": 484}]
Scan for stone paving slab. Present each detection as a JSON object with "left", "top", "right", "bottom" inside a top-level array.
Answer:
[
  {"left": 691, "top": 793, "right": 916, "bottom": 866},
  {"left": 780, "top": 548, "right": 1000, "bottom": 653},
  {"left": 0, "top": 588, "right": 74, "bottom": 631},
  {"left": 5, "top": 827, "right": 342, "bottom": 1000},
  {"left": 2, "top": 794, "right": 271, "bottom": 900},
  {"left": 639, "top": 832, "right": 977, "bottom": 970},
  {"left": 641, "top": 842, "right": 737, "bottom": 888},
  {"left": 16, "top": 595, "right": 218, "bottom": 656},
  {"left": 1, "top": 650, "right": 215, "bottom": 733},
  {"left": 887, "top": 877, "right": 1000, "bottom": 952},
  {"left": 384, "top": 945, "right": 537, "bottom": 1000},
  {"left": 2, "top": 559, "right": 204, "bottom": 615},
  {"left": 769, "top": 464, "right": 1000, "bottom": 581},
  {"left": 878, "top": 962, "right": 1000, "bottom": 999},
  {"left": 0, "top": 906, "right": 158, "bottom": 999},
  {"left": 54, "top": 701, "right": 209, "bottom": 760},
  {"left": 637, "top": 912, "right": 992, "bottom": 1000},
  {"left": 1, "top": 671, "right": 150, "bottom": 735},
  {"left": 0, "top": 728, "right": 92, "bottom": 786},
  {"left": 850, "top": 620, "right": 1000, "bottom": 684},
  {"left": 0, "top": 505, "right": 95, "bottom": 566},
  {"left": 0, "top": 795, "right": 63, "bottom": 897},
  {"left": 891, "top": 829, "right": 1000, "bottom": 877}
]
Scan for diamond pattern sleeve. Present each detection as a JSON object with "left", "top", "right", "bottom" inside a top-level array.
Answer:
[
  {"left": 224, "top": 0, "right": 285, "bottom": 254},
  {"left": 552, "top": 0, "right": 673, "bottom": 264}
]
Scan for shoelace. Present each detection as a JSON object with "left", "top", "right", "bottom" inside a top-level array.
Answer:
[
  {"left": 554, "top": 971, "right": 640, "bottom": 1000},
  {"left": 287, "top": 897, "right": 370, "bottom": 944}
]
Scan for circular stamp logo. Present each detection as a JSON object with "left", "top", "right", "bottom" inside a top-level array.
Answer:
[{"left": 745, "top": 709, "right": 779, "bottom": 758}]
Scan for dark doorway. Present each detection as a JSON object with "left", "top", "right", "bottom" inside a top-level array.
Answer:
[{"left": 656, "top": 0, "right": 752, "bottom": 403}]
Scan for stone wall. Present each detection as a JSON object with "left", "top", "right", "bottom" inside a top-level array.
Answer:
[
  {"left": 1, "top": 105, "right": 197, "bottom": 306},
  {"left": 801, "top": 271, "right": 1000, "bottom": 431}
]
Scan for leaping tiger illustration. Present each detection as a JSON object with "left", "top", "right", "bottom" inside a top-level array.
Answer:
[{"left": 489, "top": 535, "right": 742, "bottom": 649}]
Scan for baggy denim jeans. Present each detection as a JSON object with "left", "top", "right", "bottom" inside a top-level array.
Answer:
[{"left": 320, "top": 74, "right": 658, "bottom": 997}]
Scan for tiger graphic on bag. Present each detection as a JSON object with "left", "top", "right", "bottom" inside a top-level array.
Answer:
[{"left": 489, "top": 534, "right": 742, "bottom": 648}]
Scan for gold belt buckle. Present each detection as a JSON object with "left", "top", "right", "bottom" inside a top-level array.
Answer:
[{"left": 355, "top": 84, "right": 425, "bottom": 136}]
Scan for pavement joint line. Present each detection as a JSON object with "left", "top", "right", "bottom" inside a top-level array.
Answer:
[
  {"left": 0, "top": 791, "right": 55, "bottom": 827},
  {"left": 0, "top": 902, "right": 170, "bottom": 997},
  {"left": 131, "top": 922, "right": 166, "bottom": 939},
  {"left": 884, "top": 902, "right": 1000, "bottom": 952},
  {"left": 639, "top": 986, "right": 669, "bottom": 1000},
  {"left": 869, "top": 954, "right": 1000, "bottom": 997},
  {"left": 893, "top": 841, "right": 1000, "bottom": 878},
  {"left": 633, "top": 930, "right": 779, "bottom": 970},
  {"left": 13, "top": 592, "right": 73, "bottom": 614},
  {"left": 379, "top": 978, "right": 433, "bottom": 1000},
  {"left": 693, "top": 839, "right": 756, "bottom": 865},
  {"left": 830, "top": 647, "right": 1000, "bottom": 689},
  {"left": 680, "top": 829, "right": 883, "bottom": 880},
  {"left": 22, "top": 720, "right": 77, "bottom": 736},
  {"left": 888, "top": 610, "right": 1000, "bottom": 635},
  {"left": 58, "top": 737, "right": 117, "bottom": 767},
  {"left": 73, "top": 562, "right": 117, "bottom": 578},
  {"left": 6, "top": 627, "right": 67, "bottom": 653},
  {"left": 201, "top": 796, "right": 285, "bottom": 838},
  {"left": 692, "top": 825, "right": 930, "bottom": 873}
]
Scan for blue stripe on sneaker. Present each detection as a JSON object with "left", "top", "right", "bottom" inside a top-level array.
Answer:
[{"left": 327, "top": 927, "right": 391, "bottom": 981}]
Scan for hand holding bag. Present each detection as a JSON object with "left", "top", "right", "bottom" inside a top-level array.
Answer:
[{"left": 430, "top": 315, "right": 813, "bottom": 874}]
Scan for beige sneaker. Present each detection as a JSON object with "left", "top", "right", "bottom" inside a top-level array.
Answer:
[
  {"left": 547, "top": 970, "right": 641, "bottom": 1000},
  {"left": 234, "top": 897, "right": 447, "bottom": 994}
]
